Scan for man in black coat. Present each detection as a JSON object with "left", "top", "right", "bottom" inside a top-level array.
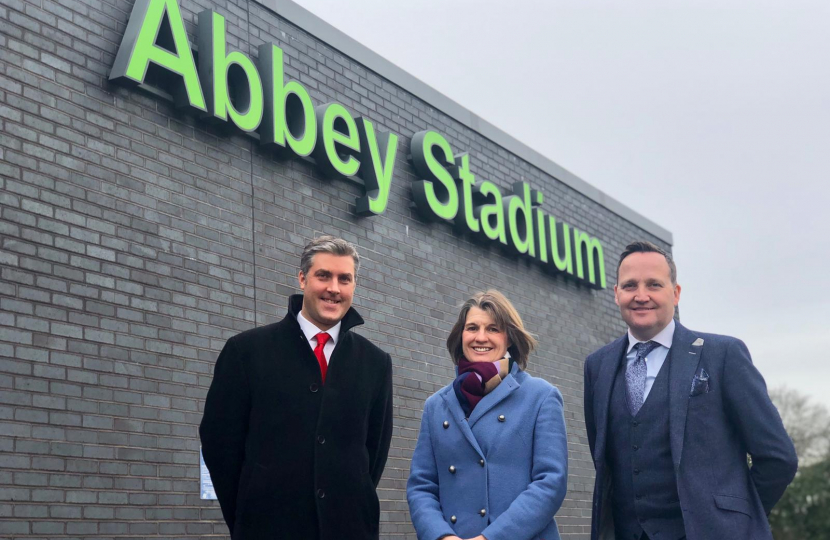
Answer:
[{"left": 200, "top": 236, "right": 393, "bottom": 540}]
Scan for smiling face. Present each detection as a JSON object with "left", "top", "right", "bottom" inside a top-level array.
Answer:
[
  {"left": 614, "top": 251, "right": 681, "bottom": 341},
  {"left": 461, "top": 307, "right": 510, "bottom": 363},
  {"left": 298, "top": 253, "right": 356, "bottom": 331}
]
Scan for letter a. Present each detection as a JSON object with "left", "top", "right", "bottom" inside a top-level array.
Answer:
[{"left": 110, "top": 0, "right": 206, "bottom": 112}]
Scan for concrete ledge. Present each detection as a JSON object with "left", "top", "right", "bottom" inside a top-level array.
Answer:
[{"left": 254, "top": 0, "right": 673, "bottom": 245}]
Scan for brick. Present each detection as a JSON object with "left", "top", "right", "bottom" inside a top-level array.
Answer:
[
  {"left": 32, "top": 395, "right": 65, "bottom": 410},
  {"left": 16, "top": 317, "right": 50, "bottom": 334},
  {"left": 0, "top": 521, "right": 30, "bottom": 534},
  {"left": 51, "top": 322, "right": 82, "bottom": 338},
  {"left": 0, "top": 454, "right": 31, "bottom": 469},
  {"left": 14, "top": 409, "right": 49, "bottom": 424},
  {"left": 1, "top": 298, "right": 34, "bottom": 314},
  {"left": 0, "top": 327, "right": 33, "bottom": 345}
]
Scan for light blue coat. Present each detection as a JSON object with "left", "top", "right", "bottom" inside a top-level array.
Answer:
[{"left": 407, "top": 363, "right": 568, "bottom": 540}]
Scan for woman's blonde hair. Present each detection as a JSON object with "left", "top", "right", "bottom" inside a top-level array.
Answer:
[{"left": 446, "top": 290, "right": 537, "bottom": 369}]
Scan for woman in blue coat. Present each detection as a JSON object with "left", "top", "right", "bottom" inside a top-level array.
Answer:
[{"left": 407, "top": 290, "right": 568, "bottom": 540}]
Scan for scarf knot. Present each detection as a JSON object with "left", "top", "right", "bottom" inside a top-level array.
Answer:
[{"left": 452, "top": 358, "right": 509, "bottom": 418}]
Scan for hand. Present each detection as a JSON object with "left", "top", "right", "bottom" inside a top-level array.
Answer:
[{"left": 466, "top": 536, "right": 487, "bottom": 540}]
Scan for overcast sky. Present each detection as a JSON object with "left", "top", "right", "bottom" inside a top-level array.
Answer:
[{"left": 291, "top": 0, "right": 830, "bottom": 410}]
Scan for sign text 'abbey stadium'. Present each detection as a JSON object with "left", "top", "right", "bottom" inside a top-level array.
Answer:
[{"left": 110, "top": 0, "right": 607, "bottom": 289}]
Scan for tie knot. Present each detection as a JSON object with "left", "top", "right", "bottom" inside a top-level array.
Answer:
[
  {"left": 634, "top": 340, "right": 659, "bottom": 359},
  {"left": 315, "top": 332, "right": 331, "bottom": 347}
]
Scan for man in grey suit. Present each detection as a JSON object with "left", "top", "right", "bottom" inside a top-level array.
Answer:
[{"left": 584, "top": 241, "right": 797, "bottom": 540}]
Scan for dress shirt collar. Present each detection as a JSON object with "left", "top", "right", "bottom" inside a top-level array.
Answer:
[
  {"left": 297, "top": 311, "right": 341, "bottom": 345},
  {"left": 626, "top": 318, "right": 675, "bottom": 353}
]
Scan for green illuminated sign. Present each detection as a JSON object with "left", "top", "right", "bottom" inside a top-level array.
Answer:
[
  {"left": 110, "top": 0, "right": 395, "bottom": 216},
  {"left": 197, "top": 10, "right": 263, "bottom": 132},
  {"left": 110, "top": 0, "right": 606, "bottom": 288},
  {"left": 110, "top": 0, "right": 206, "bottom": 111},
  {"left": 410, "top": 130, "right": 606, "bottom": 288},
  {"left": 258, "top": 44, "right": 317, "bottom": 157}
]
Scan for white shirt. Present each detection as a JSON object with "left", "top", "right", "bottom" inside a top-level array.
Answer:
[
  {"left": 297, "top": 311, "right": 341, "bottom": 364},
  {"left": 625, "top": 319, "right": 675, "bottom": 401}
]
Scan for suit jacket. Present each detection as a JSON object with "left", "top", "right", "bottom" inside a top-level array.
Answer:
[
  {"left": 199, "top": 294, "right": 393, "bottom": 540},
  {"left": 583, "top": 321, "right": 797, "bottom": 540},
  {"left": 407, "top": 363, "right": 568, "bottom": 540}
]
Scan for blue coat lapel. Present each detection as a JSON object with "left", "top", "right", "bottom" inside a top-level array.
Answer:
[
  {"left": 594, "top": 336, "right": 628, "bottom": 460},
  {"left": 467, "top": 363, "right": 521, "bottom": 428},
  {"left": 668, "top": 321, "right": 703, "bottom": 470},
  {"left": 440, "top": 388, "right": 485, "bottom": 459}
]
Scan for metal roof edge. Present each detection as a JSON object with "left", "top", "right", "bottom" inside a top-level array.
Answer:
[{"left": 253, "top": 0, "right": 673, "bottom": 245}]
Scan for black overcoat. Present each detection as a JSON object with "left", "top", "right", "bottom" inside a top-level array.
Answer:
[{"left": 199, "top": 294, "right": 393, "bottom": 540}]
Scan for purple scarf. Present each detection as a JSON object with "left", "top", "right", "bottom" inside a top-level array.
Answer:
[{"left": 452, "top": 358, "right": 509, "bottom": 418}]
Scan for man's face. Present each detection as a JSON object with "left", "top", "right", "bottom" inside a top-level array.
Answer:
[
  {"left": 614, "top": 252, "right": 681, "bottom": 341},
  {"left": 298, "top": 253, "right": 356, "bottom": 331}
]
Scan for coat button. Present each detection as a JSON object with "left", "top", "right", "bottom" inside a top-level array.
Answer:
[
  {"left": 317, "top": 435, "right": 325, "bottom": 444},
  {"left": 634, "top": 468, "right": 640, "bottom": 475},
  {"left": 310, "top": 383, "right": 319, "bottom": 392},
  {"left": 498, "top": 415, "right": 505, "bottom": 422},
  {"left": 443, "top": 421, "right": 449, "bottom": 429},
  {"left": 479, "top": 508, "right": 486, "bottom": 517},
  {"left": 479, "top": 459, "right": 485, "bottom": 467},
  {"left": 317, "top": 489, "right": 325, "bottom": 499},
  {"left": 448, "top": 465, "right": 456, "bottom": 474},
  {"left": 450, "top": 516, "right": 457, "bottom": 524}
]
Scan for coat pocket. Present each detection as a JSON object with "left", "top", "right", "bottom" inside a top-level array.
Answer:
[
  {"left": 239, "top": 463, "right": 270, "bottom": 505},
  {"left": 713, "top": 494, "right": 752, "bottom": 516}
]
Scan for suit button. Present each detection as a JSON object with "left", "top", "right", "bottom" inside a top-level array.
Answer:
[
  {"left": 479, "top": 509, "right": 486, "bottom": 517},
  {"left": 317, "top": 435, "right": 325, "bottom": 444},
  {"left": 317, "top": 489, "right": 325, "bottom": 499},
  {"left": 636, "top": 494, "right": 642, "bottom": 500},
  {"left": 450, "top": 516, "right": 457, "bottom": 524},
  {"left": 497, "top": 415, "right": 505, "bottom": 422},
  {"left": 632, "top": 421, "right": 639, "bottom": 427},
  {"left": 443, "top": 421, "right": 449, "bottom": 429},
  {"left": 633, "top": 445, "right": 639, "bottom": 451},
  {"left": 633, "top": 468, "right": 640, "bottom": 475},
  {"left": 310, "top": 383, "right": 319, "bottom": 392},
  {"left": 479, "top": 459, "right": 485, "bottom": 467},
  {"left": 449, "top": 465, "right": 456, "bottom": 474}
]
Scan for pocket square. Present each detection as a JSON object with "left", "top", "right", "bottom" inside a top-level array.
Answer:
[{"left": 690, "top": 368, "right": 710, "bottom": 396}]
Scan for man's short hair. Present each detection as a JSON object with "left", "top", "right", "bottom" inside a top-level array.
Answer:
[
  {"left": 617, "top": 241, "right": 677, "bottom": 284},
  {"left": 300, "top": 236, "right": 360, "bottom": 277}
]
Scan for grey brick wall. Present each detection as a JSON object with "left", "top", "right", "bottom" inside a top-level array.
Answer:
[{"left": 0, "top": 0, "right": 671, "bottom": 538}]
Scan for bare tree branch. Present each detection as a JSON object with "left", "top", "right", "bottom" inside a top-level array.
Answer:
[{"left": 770, "top": 386, "right": 830, "bottom": 466}]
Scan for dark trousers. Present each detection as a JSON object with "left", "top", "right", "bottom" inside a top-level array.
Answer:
[{"left": 641, "top": 536, "right": 685, "bottom": 540}]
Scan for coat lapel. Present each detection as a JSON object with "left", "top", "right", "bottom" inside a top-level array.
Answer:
[
  {"left": 593, "top": 336, "right": 628, "bottom": 460},
  {"left": 466, "top": 363, "right": 521, "bottom": 428},
  {"left": 668, "top": 321, "right": 703, "bottom": 470},
  {"left": 441, "top": 389, "right": 485, "bottom": 459}
]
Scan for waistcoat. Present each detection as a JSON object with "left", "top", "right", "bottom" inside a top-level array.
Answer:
[{"left": 605, "top": 356, "right": 686, "bottom": 540}]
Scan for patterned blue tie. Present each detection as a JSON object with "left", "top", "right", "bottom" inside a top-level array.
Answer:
[{"left": 626, "top": 341, "right": 660, "bottom": 416}]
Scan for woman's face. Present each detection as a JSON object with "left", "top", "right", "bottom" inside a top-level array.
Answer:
[{"left": 462, "top": 307, "right": 509, "bottom": 363}]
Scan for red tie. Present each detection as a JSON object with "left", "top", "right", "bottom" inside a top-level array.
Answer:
[{"left": 314, "top": 332, "right": 331, "bottom": 383}]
